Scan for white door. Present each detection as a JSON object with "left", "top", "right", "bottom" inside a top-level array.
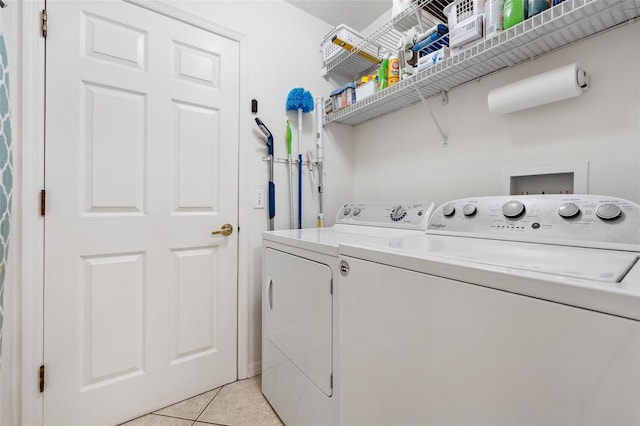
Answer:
[{"left": 44, "top": 2, "right": 240, "bottom": 424}]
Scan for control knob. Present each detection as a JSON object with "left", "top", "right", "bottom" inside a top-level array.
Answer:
[
  {"left": 442, "top": 205, "right": 456, "bottom": 217},
  {"left": 390, "top": 205, "right": 407, "bottom": 222},
  {"left": 502, "top": 200, "right": 525, "bottom": 218},
  {"left": 353, "top": 207, "right": 361, "bottom": 216},
  {"left": 342, "top": 206, "right": 352, "bottom": 216},
  {"left": 462, "top": 204, "right": 477, "bottom": 216},
  {"left": 595, "top": 203, "right": 622, "bottom": 220},
  {"left": 557, "top": 203, "right": 580, "bottom": 218}
]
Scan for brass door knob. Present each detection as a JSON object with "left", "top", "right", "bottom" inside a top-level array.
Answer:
[{"left": 212, "top": 223, "right": 233, "bottom": 236}]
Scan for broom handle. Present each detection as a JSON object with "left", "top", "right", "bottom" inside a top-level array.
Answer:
[{"left": 297, "top": 108, "right": 303, "bottom": 229}]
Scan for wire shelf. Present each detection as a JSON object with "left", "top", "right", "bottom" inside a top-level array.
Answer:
[
  {"left": 322, "top": 0, "right": 443, "bottom": 78},
  {"left": 326, "top": 0, "right": 640, "bottom": 126}
]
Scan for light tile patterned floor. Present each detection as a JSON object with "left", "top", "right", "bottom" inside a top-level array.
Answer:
[{"left": 120, "top": 376, "right": 283, "bottom": 426}]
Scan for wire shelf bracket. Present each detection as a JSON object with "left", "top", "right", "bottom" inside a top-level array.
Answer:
[{"left": 416, "top": 88, "right": 448, "bottom": 147}]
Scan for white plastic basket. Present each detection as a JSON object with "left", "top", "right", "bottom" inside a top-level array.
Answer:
[
  {"left": 444, "top": 0, "right": 485, "bottom": 28},
  {"left": 321, "top": 24, "right": 382, "bottom": 65},
  {"left": 322, "top": 25, "right": 364, "bottom": 63}
]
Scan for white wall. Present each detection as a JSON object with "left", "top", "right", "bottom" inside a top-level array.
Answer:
[{"left": 351, "top": 21, "right": 640, "bottom": 205}]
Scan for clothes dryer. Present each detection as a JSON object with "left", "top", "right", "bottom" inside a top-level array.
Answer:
[
  {"left": 261, "top": 202, "right": 435, "bottom": 425},
  {"left": 338, "top": 195, "right": 640, "bottom": 425}
]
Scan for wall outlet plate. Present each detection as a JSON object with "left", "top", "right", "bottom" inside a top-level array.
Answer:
[{"left": 254, "top": 189, "right": 265, "bottom": 209}]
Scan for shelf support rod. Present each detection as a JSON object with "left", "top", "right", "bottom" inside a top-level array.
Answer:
[
  {"left": 416, "top": 88, "right": 448, "bottom": 147},
  {"left": 263, "top": 156, "right": 318, "bottom": 166}
]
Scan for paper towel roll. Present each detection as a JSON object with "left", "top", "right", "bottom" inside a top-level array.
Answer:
[{"left": 488, "top": 63, "right": 589, "bottom": 114}]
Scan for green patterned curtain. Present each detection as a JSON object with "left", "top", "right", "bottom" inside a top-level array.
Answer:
[{"left": 0, "top": 34, "right": 14, "bottom": 368}]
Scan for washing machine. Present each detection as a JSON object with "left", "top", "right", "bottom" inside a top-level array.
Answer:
[
  {"left": 338, "top": 195, "right": 640, "bottom": 425},
  {"left": 261, "top": 201, "right": 436, "bottom": 425}
]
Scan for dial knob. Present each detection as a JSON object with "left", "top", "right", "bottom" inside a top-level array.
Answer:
[
  {"left": 502, "top": 200, "right": 525, "bottom": 218},
  {"left": 352, "top": 207, "right": 361, "bottom": 216},
  {"left": 462, "top": 204, "right": 477, "bottom": 216},
  {"left": 342, "top": 206, "right": 352, "bottom": 216},
  {"left": 596, "top": 203, "right": 622, "bottom": 220},
  {"left": 442, "top": 205, "right": 455, "bottom": 217},
  {"left": 558, "top": 203, "right": 580, "bottom": 218},
  {"left": 390, "top": 206, "right": 407, "bottom": 222}
]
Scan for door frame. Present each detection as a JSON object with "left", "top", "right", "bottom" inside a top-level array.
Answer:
[{"left": 20, "top": 2, "right": 250, "bottom": 424}]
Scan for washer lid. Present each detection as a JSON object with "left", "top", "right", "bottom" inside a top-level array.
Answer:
[
  {"left": 394, "top": 235, "right": 637, "bottom": 283},
  {"left": 340, "top": 235, "right": 640, "bottom": 320}
]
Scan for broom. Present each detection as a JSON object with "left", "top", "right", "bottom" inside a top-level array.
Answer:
[{"left": 286, "top": 88, "right": 314, "bottom": 229}]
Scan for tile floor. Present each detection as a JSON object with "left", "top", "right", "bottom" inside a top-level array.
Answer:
[{"left": 120, "top": 376, "right": 283, "bottom": 426}]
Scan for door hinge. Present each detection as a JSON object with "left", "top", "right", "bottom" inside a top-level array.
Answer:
[
  {"left": 39, "top": 365, "right": 45, "bottom": 393},
  {"left": 330, "top": 279, "right": 333, "bottom": 295},
  {"left": 41, "top": 9, "right": 47, "bottom": 38},
  {"left": 330, "top": 373, "right": 333, "bottom": 389},
  {"left": 40, "top": 189, "right": 46, "bottom": 216}
]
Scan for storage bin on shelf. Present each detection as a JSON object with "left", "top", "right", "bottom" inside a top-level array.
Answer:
[
  {"left": 356, "top": 80, "right": 377, "bottom": 101},
  {"left": 445, "top": 0, "right": 484, "bottom": 27},
  {"left": 444, "top": 0, "right": 485, "bottom": 52},
  {"left": 330, "top": 82, "right": 357, "bottom": 111},
  {"left": 321, "top": 24, "right": 384, "bottom": 66}
]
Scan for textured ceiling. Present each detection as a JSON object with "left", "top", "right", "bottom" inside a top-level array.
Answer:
[{"left": 284, "top": 0, "right": 393, "bottom": 32}]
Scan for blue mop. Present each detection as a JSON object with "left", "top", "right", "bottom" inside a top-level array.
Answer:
[{"left": 286, "top": 88, "right": 314, "bottom": 229}]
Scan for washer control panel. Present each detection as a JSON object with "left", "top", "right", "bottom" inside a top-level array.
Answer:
[
  {"left": 337, "top": 202, "right": 436, "bottom": 230},
  {"left": 428, "top": 195, "right": 640, "bottom": 246}
]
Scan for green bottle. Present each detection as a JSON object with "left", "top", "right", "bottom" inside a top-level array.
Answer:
[
  {"left": 377, "top": 54, "right": 389, "bottom": 91},
  {"left": 503, "top": 0, "right": 528, "bottom": 30}
]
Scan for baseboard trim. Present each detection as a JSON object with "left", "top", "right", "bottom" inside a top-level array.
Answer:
[{"left": 248, "top": 361, "right": 262, "bottom": 378}]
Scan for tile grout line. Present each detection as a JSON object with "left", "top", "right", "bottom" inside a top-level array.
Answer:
[
  {"left": 151, "top": 412, "right": 199, "bottom": 423},
  {"left": 193, "top": 382, "right": 229, "bottom": 426}
]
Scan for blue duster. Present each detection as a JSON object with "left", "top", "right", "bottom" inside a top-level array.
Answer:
[
  {"left": 286, "top": 88, "right": 314, "bottom": 229},
  {"left": 286, "top": 87, "right": 315, "bottom": 113}
]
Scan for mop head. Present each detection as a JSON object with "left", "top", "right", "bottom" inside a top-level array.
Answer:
[{"left": 286, "top": 88, "right": 314, "bottom": 113}]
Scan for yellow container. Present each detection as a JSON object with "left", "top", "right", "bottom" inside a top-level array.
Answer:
[{"left": 388, "top": 55, "right": 400, "bottom": 86}]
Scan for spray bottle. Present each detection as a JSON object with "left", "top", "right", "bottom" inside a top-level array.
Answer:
[
  {"left": 503, "top": 0, "right": 528, "bottom": 30},
  {"left": 377, "top": 54, "right": 390, "bottom": 91}
]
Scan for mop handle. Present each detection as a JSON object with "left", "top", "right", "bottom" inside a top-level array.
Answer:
[
  {"left": 268, "top": 156, "right": 275, "bottom": 223},
  {"left": 297, "top": 109, "right": 303, "bottom": 229},
  {"left": 298, "top": 153, "right": 302, "bottom": 229}
]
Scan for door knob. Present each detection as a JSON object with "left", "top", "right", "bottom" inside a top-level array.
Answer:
[{"left": 211, "top": 223, "right": 233, "bottom": 236}]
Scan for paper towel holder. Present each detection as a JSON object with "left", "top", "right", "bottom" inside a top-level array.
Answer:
[
  {"left": 576, "top": 68, "right": 590, "bottom": 90},
  {"left": 488, "top": 63, "right": 590, "bottom": 114}
]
